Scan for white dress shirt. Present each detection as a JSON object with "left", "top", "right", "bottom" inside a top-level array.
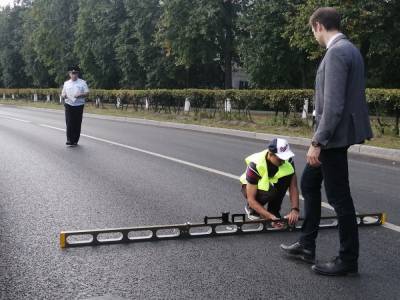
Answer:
[
  {"left": 326, "top": 33, "right": 343, "bottom": 49},
  {"left": 62, "top": 78, "right": 89, "bottom": 106}
]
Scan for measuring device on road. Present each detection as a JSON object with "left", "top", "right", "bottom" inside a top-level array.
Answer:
[{"left": 60, "top": 212, "right": 386, "bottom": 249}]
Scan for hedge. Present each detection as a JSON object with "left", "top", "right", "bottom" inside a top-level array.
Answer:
[{"left": 0, "top": 88, "right": 399, "bottom": 134}]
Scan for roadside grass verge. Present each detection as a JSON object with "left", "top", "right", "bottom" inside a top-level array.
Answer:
[{"left": 1, "top": 99, "right": 399, "bottom": 150}]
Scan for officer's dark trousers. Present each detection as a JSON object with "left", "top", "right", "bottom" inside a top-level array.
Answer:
[
  {"left": 65, "top": 104, "right": 84, "bottom": 144},
  {"left": 299, "top": 147, "right": 359, "bottom": 263},
  {"left": 242, "top": 175, "right": 292, "bottom": 218}
]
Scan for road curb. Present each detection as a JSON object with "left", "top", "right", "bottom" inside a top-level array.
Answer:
[
  {"left": 82, "top": 112, "right": 400, "bottom": 163},
  {"left": 4, "top": 104, "right": 400, "bottom": 162}
]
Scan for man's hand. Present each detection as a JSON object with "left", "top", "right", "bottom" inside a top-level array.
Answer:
[
  {"left": 306, "top": 144, "right": 321, "bottom": 167},
  {"left": 285, "top": 210, "right": 299, "bottom": 225},
  {"left": 265, "top": 213, "right": 279, "bottom": 221}
]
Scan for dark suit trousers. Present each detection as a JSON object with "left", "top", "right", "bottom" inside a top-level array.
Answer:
[
  {"left": 65, "top": 104, "right": 84, "bottom": 144},
  {"left": 299, "top": 147, "right": 359, "bottom": 263}
]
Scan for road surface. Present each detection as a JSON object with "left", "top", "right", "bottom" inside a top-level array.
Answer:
[{"left": 1, "top": 105, "right": 399, "bottom": 299}]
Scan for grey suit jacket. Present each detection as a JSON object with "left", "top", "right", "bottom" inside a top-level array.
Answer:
[{"left": 313, "top": 34, "right": 373, "bottom": 148}]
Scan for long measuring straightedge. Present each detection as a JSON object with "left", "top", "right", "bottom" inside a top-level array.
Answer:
[{"left": 60, "top": 212, "right": 386, "bottom": 249}]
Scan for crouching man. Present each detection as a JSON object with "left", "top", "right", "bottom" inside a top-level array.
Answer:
[{"left": 240, "top": 138, "right": 300, "bottom": 225}]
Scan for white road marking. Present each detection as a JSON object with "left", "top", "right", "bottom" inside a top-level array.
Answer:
[
  {"left": 39, "top": 124, "right": 238, "bottom": 180},
  {"left": 34, "top": 123, "right": 400, "bottom": 234},
  {"left": 0, "top": 113, "right": 31, "bottom": 123},
  {"left": 383, "top": 222, "right": 400, "bottom": 231}
]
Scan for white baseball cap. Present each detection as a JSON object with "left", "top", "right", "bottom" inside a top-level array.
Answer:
[{"left": 268, "top": 138, "right": 295, "bottom": 161}]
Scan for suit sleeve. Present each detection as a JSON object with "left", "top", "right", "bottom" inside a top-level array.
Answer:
[{"left": 313, "top": 50, "right": 349, "bottom": 146}]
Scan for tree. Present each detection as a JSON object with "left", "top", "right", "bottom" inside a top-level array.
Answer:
[
  {"left": 114, "top": 8, "right": 146, "bottom": 88},
  {"left": 75, "top": 0, "right": 125, "bottom": 88},
  {"left": 28, "top": 0, "right": 79, "bottom": 86},
  {"left": 157, "top": 0, "right": 245, "bottom": 88},
  {"left": 0, "top": 4, "right": 30, "bottom": 87},
  {"left": 238, "top": 0, "right": 314, "bottom": 88},
  {"left": 284, "top": 0, "right": 400, "bottom": 87},
  {"left": 20, "top": 2, "right": 53, "bottom": 87}
]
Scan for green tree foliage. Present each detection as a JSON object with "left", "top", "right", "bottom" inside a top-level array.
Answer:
[
  {"left": 157, "top": 0, "right": 245, "bottom": 88},
  {"left": 20, "top": 2, "right": 52, "bottom": 87},
  {"left": 284, "top": 0, "right": 400, "bottom": 87},
  {"left": 0, "top": 4, "right": 29, "bottom": 87},
  {"left": 0, "top": 0, "right": 398, "bottom": 89},
  {"left": 75, "top": 0, "right": 125, "bottom": 88},
  {"left": 117, "top": 0, "right": 179, "bottom": 88},
  {"left": 239, "top": 0, "right": 314, "bottom": 88},
  {"left": 27, "top": 0, "right": 79, "bottom": 86},
  {"left": 157, "top": 0, "right": 221, "bottom": 87}
]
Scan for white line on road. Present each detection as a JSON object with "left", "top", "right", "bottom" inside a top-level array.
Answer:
[
  {"left": 39, "top": 124, "right": 238, "bottom": 180},
  {"left": 38, "top": 123, "right": 400, "bottom": 233},
  {"left": 0, "top": 114, "right": 31, "bottom": 123}
]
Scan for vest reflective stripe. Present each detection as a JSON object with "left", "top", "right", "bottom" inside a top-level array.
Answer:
[{"left": 239, "top": 150, "right": 295, "bottom": 191}]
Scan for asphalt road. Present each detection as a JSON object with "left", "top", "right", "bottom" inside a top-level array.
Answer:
[{"left": 0, "top": 105, "right": 399, "bottom": 300}]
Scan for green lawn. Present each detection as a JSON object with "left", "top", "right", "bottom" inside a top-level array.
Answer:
[{"left": 1, "top": 100, "right": 399, "bottom": 150}]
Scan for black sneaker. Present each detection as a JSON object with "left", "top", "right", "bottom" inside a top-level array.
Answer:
[
  {"left": 66, "top": 141, "right": 72, "bottom": 146},
  {"left": 312, "top": 257, "right": 358, "bottom": 276},
  {"left": 280, "top": 242, "right": 315, "bottom": 264},
  {"left": 245, "top": 205, "right": 261, "bottom": 220}
]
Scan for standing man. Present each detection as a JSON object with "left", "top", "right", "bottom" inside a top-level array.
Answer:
[
  {"left": 240, "top": 138, "right": 300, "bottom": 225},
  {"left": 280, "top": 7, "right": 373, "bottom": 276},
  {"left": 61, "top": 66, "right": 89, "bottom": 147}
]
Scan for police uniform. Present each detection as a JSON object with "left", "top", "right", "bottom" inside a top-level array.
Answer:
[{"left": 61, "top": 66, "right": 89, "bottom": 146}]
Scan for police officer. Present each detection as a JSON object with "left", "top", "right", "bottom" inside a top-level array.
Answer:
[
  {"left": 61, "top": 66, "right": 89, "bottom": 147},
  {"left": 240, "top": 138, "right": 300, "bottom": 225}
]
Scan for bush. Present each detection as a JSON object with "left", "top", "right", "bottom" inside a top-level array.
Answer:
[{"left": 0, "top": 87, "right": 398, "bottom": 134}]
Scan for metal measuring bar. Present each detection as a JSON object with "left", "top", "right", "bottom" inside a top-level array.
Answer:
[{"left": 60, "top": 212, "right": 386, "bottom": 249}]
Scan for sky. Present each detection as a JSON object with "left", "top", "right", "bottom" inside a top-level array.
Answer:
[{"left": 0, "top": 0, "right": 13, "bottom": 7}]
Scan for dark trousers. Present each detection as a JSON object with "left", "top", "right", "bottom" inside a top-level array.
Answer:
[
  {"left": 299, "top": 147, "right": 359, "bottom": 262},
  {"left": 65, "top": 104, "right": 84, "bottom": 144},
  {"left": 242, "top": 175, "right": 292, "bottom": 218}
]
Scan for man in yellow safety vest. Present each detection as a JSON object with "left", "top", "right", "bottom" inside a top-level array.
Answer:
[{"left": 240, "top": 138, "right": 300, "bottom": 225}]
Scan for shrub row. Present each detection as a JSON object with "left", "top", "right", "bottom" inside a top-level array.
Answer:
[
  {"left": 0, "top": 88, "right": 398, "bottom": 126},
  {"left": 1, "top": 88, "right": 398, "bottom": 105},
  {"left": 0, "top": 88, "right": 317, "bottom": 113}
]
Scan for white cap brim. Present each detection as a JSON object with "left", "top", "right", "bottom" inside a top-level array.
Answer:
[{"left": 276, "top": 150, "right": 295, "bottom": 161}]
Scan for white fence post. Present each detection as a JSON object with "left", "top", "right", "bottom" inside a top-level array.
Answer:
[
  {"left": 145, "top": 98, "right": 149, "bottom": 110},
  {"left": 302, "top": 99, "right": 309, "bottom": 119},
  {"left": 184, "top": 97, "right": 191, "bottom": 112},
  {"left": 12, "top": 94, "right": 15, "bottom": 100},
  {"left": 3, "top": 93, "right": 5, "bottom": 100},
  {"left": 34, "top": 93, "right": 38, "bottom": 102},
  {"left": 224, "top": 98, "right": 231, "bottom": 113}
]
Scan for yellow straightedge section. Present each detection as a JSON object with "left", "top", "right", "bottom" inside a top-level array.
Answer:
[
  {"left": 381, "top": 213, "right": 387, "bottom": 225},
  {"left": 60, "top": 232, "right": 66, "bottom": 249}
]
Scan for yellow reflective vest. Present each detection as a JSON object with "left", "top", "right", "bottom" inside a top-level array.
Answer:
[{"left": 239, "top": 150, "right": 295, "bottom": 191}]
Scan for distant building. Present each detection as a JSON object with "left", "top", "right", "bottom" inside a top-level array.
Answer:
[{"left": 232, "top": 65, "right": 250, "bottom": 89}]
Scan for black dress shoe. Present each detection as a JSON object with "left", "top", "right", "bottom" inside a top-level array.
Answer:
[
  {"left": 312, "top": 257, "right": 358, "bottom": 276},
  {"left": 280, "top": 242, "right": 315, "bottom": 264},
  {"left": 66, "top": 141, "right": 72, "bottom": 146}
]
